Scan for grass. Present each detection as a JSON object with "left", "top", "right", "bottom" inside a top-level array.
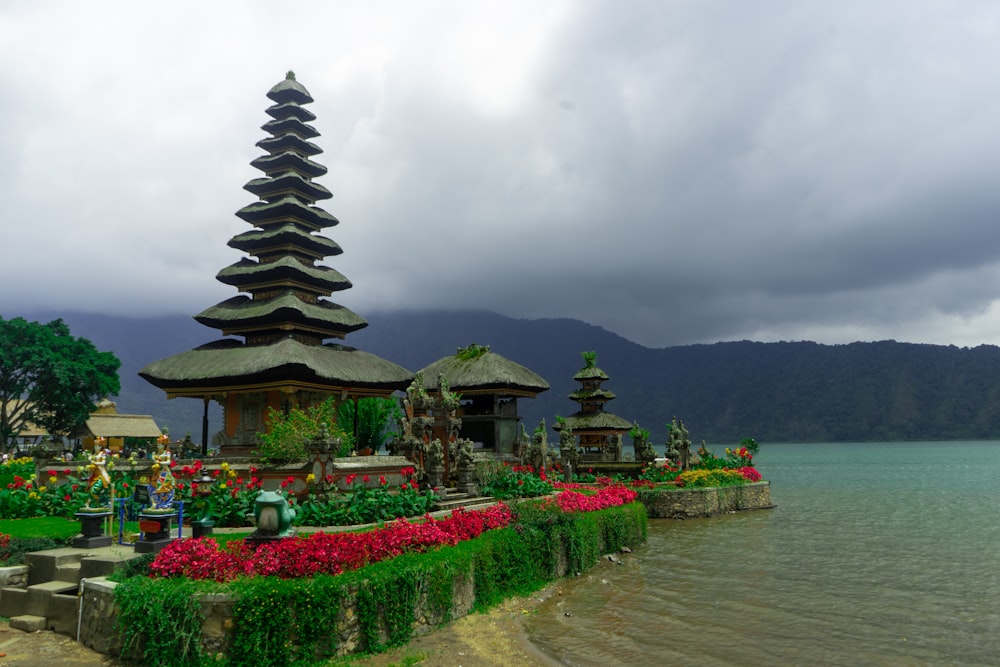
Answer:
[
  {"left": 0, "top": 516, "right": 80, "bottom": 540},
  {"left": 324, "top": 650, "right": 427, "bottom": 666}
]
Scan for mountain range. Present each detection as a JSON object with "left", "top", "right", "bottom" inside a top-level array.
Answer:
[{"left": 11, "top": 309, "right": 1000, "bottom": 445}]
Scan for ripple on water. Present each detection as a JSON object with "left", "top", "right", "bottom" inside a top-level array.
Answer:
[{"left": 525, "top": 442, "right": 1000, "bottom": 666}]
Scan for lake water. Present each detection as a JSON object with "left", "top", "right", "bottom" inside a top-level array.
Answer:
[{"left": 523, "top": 441, "right": 1000, "bottom": 666}]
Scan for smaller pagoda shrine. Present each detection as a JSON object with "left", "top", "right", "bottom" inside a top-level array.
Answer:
[
  {"left": 554, "top": 351, "right": 632, "bottom": 462},
  {"left": 420, "top": 344, "right": 549, "bottom": 455}
]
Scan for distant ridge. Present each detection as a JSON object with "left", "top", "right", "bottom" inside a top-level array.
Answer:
[{"left": 9, "top": 309, "right": 1000, "bottom": 444}]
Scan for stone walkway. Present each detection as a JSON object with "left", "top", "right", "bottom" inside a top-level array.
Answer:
[{"left": 0, "top": 622, "right": 119, "bottom": 666}]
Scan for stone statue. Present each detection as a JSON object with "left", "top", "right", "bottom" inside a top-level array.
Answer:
[
  {"left": 426, "top": 438, "right": 445, "bottom": 489},
  {"left": 526, "top": 419, "right": 548, "bottom": 471},
  {"left": 250, "top": 490, "right": 297, "bottom": 540},
  {"left": 454, "top": 438, "right": 479, "bottom": 494},
  {"left": 665, "top": 417, "right": 682, "bottom": 467},
  {"left": 147, "top": 438, "right": 175, "bottom": 511},
  {"left": 457, "top": 438, "right": 475, "bottom": 469},
  {"left": 632, "top": 423, "right": 657, "bottom": 464},
  {"left": 678, "top": 419, "right": 692, "bottom": 470},
  {"left": 559, "top": 423, "right": 576, "bottom": 481},
  {"left": 514, "top": 423, "right": 530, "bottom": 459},
  {"left": 84, "top": 443, "right": 111, "bottom": 510}
]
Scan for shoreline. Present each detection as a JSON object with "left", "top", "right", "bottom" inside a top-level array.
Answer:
[{"left": 350, "top": 581, "right": 567, "bottom": 667}]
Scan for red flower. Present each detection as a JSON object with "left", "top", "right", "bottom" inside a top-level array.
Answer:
[
  {"left": 64, "top": 494, "right": 71, "bottom": 501},
  {"left": 122, "top": 482, "right": 129, "bottom": 489},
  {"left": 379, "top": 475, "right": 387, "bottom": 486},
  {"left": 362, "top": 475, "right": 370, "bottom": 483},
  {"left": 345, "top": 474, "right": 356, "bottom": 486},
  {"left": 400, "top": 482, "right": 409, "bottom": 491}
]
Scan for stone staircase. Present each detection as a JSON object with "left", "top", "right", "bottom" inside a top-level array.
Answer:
[
  {"left": 433, "top": 488, "right": 497, "bottom": 512},
  {"left": 0, "top": 546, "right": 140, "bottom": 636}
]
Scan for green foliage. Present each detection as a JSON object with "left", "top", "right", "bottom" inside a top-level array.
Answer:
[
  {"left": 294, "top": 478, "right": 436, "bottom": 527},
  {"left": 629, "top": 423, "right": 650, "bottom": 441},
  {"left": 740, "top": 437, "right": 760, "bottom": 456},
  {"left": 637, "top": 463, "right": 681, "bottom": 484},
  {"left": 115, "top": 577, "right": 209, "bottom": 667},
  {"left": 258, "top": 397, "right": 350, "bottom": 462},
  {"left": 109, "top": 502, "right": 646, "bottom": 665},
  {"left": 0, "top": 515, "right": 80, "bottom": 540},
  {"left": 229, "top": 576, "right": 345, "bottom": 667},
  {"left": 454, "top": 343, "right": 490, "bottom": 361},
  {"left": 0, "top": 457, "right": 33, "bottom": 488},
  {"left": 0, "top": 534, "right": 67, "bottom": 565},
  {"left": 481, "top": 465, "right": 554, "bottom": 499},
  {"left": 109, "top": 552, "right": 157, "bottom": 582},
  {"left": 0, "top": 461, "right": 144, "bottom": 520},
  {"left": 337, "top": 397, "right": 400, "bottom": 453},
  {"left": 0, "top": 317, "right": 121, "bottom": 449},
  {"left": 581, "top": 350, "right": 597, "bottom": 368}
]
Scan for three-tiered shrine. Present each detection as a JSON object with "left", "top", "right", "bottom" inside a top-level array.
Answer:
[{"left": 554, "top": 351, "right": 632, "bottom": 461}]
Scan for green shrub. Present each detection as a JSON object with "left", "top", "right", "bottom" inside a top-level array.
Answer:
[
  {"left": 0, "top": 535, "right": 68, "bottom": 565},
  {"left": 111, "top": 502, "right": 648, "bottom": 665}
]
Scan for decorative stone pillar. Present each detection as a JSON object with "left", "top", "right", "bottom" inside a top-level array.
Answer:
[
  {"left": 73, "top": 512, "right": 113, "bottom": 548},
  {"left": 135, "top": 512, "right": 176, "bottom": 553}
]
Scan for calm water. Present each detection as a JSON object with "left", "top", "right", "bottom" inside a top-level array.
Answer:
[{"left": 524, "top": 441, "right": 1000, "bottom": 666}]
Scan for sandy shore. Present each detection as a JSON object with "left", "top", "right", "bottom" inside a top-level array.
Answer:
[
  {"left": 350, "top": 583, "right": 567, "bottom": 667},
  {"left": 0, "top": 587, "right": 560, "bottom": 667}
]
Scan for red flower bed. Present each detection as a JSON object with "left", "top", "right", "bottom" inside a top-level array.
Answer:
[
  {"left": 150, "top": 503, "right": 513, "bottom": 581},
  {"left": 149, "top": 485, "right": 639, "bottom": 582},
  {"left": 548, "top": 485, "right": 637, "bottom": 512}
]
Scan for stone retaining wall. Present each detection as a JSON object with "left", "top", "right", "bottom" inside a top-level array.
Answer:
[
  {"left": 637, "top": 481, "right": 773, "bottom": 519},
  {"left": 0, "top": 565, "right": 29, "bottom": 589}
]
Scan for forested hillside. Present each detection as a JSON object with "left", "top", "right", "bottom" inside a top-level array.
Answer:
[{"left": 12, "top": 310, "right": 1000, "bottom": 444}]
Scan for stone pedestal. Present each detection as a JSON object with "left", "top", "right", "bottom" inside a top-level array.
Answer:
[
  {"left": 456, "top": 471, "right": 479, "bottom": 496},
  {"left": 135, "top": 512, "right": 176, "bottom": 553},
  {"left": 191, "top": 519, "right": 215, "bottom": 539},
  {"left": 73, "top": 511, "right": 113, "bottom": 548}
]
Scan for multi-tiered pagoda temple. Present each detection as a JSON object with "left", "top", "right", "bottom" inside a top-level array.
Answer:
[
  {"left": 141, "top": 73, "right": 413, "bottom": 453},
  {"left": 554, "top": 351, "right": 632, "bottom": 461}
]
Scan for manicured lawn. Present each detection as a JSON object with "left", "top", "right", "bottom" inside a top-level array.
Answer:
[{"left": 0, "top": 517, "right": 80, "bottom": 540}]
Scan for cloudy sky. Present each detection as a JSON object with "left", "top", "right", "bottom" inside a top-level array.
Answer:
[{"left": 4, "top": 1, "right": 1000, "bottom": 349}]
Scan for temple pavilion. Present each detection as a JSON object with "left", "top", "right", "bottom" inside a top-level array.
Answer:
[
  {"left": 419, "top": 344, "right": 549, "bottom": 454},
  {"left": 140, "top": 73, "right": 413, "bottom": 454},
  {"left": 553, "top": 351, "right": 632, "bottom": 461}
]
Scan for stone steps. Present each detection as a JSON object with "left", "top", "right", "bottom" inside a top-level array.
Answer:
[
  {"left": 434, "top": 491, "right": 496, "bottom": 512},
  {"left": 0, "top": 545, "right": 144, "bottom": 637}
]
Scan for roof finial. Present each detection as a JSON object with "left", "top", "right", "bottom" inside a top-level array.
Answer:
[{"left": 286, "top": 70, "right": 296, "bottom": 80}]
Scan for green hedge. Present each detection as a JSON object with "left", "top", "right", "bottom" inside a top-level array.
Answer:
[{"left": 114, "top": 501, "right": 647, "bottom": 666}]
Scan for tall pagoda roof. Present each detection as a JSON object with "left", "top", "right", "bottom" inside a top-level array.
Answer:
[
  {"left": 228, "top": 224, "right": 342, "bottom": 257},
  {"left": 141, "top": 338, "right": 411, "bottom": 398},
  {"left": 140, "top": 72, "right": 412, "bottom": 398},
  {"left": 235, "top": 196, "right": 338, "bottom": 229},
  {"left": 195, "top": 293, "right": 367, "bottom": 338},
  {"left": 419, "top": 344, "right": 549, "bottom": 397},
  {"left": 559, "top": 411, "right": 633, "bottom": 432},
  {"left": 215, "top": 256, "right": 352, "bottom": 294}
]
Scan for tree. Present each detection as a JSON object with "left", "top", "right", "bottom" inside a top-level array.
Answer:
[
  {"left": 0, "top": 317, "right": 121, "bottom": 451},
  {"left": 337, "top": 396, "right": 401, "bottom": 454},
  {"left": 258, "top": 397, "right": 352, "bottom": 462}
]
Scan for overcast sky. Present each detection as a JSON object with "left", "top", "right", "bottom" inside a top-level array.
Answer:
[{"left": 4, "top": 1, "right": 1000, "bottom": 349}]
